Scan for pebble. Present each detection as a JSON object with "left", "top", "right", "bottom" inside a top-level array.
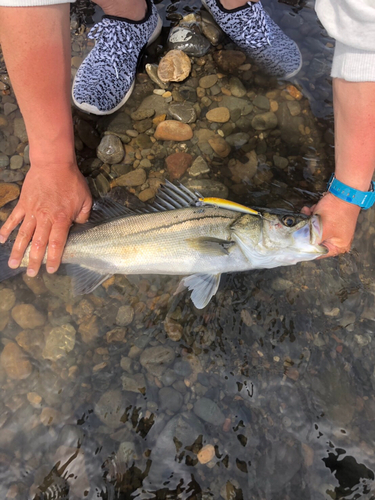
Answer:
[
  {"left": 0, "top": 312, "right": 9, "bottom": 332},
  {"left": 40, "top": 407, "right": 61, "bottom": 426},
  {"left": 168, "top": 26, "right": 211, "bottom": 57},
  {"left": 225, "top": 132, "right": 250, "bottom": 148},
  {"left": 140, "top": 345, "right": 175, "bottom": 376},
  {"left": 27, "top": 392, "right": 42, "bottom": 408},
  {"left": 229, "top": 77, "right": 246, "bottom": 98},
  {"left": 201, "top": 20, "right": 222, "bottom": 46},
  {"left": 116, "top": 305, "right": 134, "bottom": 326},
  {"left": 273, "top": 155, "right": 289, "bottom": 169},
  {"left": 0, "top": 136, "right": 19, "bottom": 156},
  {"left": 154, "top": 120, "right": 193, "bottom": 141},
  {"left": 121, "top": 373, "right": 146, "bottom": 394},
  {"left": 0, "top": 152, "right": 9, "bottom": 167},
  {"left": 189, "top": 156, "right": 210, "bottom": 177},
  {"left": 3, "top": 103, "right": 17, "bottom": 116},
  {"left": 286, "top": 84, "right": 303, "bottom": 100},
  {"left": 199, "top": 75, "right": 218, "bottom": 89},
  {"left": 253, "top": 95, "right": 270, "bottom": 110},
  {"left": 197, "top": 444, "right": 215, "bottom": 464},
  {"left": 159, "top": 386, "right": 183, "bottom": 412},
  {"left": 9, "top": 154, "right": 22, "bottom": 170},
  {"left": 0, "top": 288, "right": 16, "bottom": 312},
  {"left": 168, "top": 102, "right": 197, "bottom": 124},
  {"left": 0, "top": 170, "right": 23, "bottom": 182},
  {"left": 145, "top": 63, "right": 169, "bottom": 89},
  {"left": 0, "top": 342, "right": 32, "bottom": 380},
  {"left": 229, "top": 151, "right": 258, "bottom": 182},
  {"left": 11, "top": 303, "right": 46, "bottom": 329},
  {"left": 158, "top": 49, "right": 191, "bottom": 83},
  {"left": 131, "top": 108, "right": 154, "bottom": 121},
  {"left": 193, "top": 397, "right": 225, "bottom": 426},
  {"left": 97, "top": 134, "right": 124, "bottom": 164},
  {"left": 0, "top": 182, "right": 20, "bottom": 208},
  {"left": 287, "top": 100, "right": 301, "bottom": 116},
  {"left": 117, "top": 441, "right": 137, "bottom": 465},
  {"left": 206, "top": 107, "right": 230, "bottom": 123},
  {"left": 95, "top": 389, "right": 134, "bottom": 428},
  {"left": 164, "top": 317, "right": 183, "bottom": 342},
  {"left": 165, "top": 152, "right": 193, "bottom": 180},
  {"left": 136, "top": 94, "right": 169, "bottom": 117},
  {"left": 42, "top": 324, "right": 76, "bottom": 361},
  {"left": 13, "top": 117, "right": 28, "bottom": 142},
  {"left": 114, "top": 168, "right": 147, "bottom": 187},
  {"left": 213, "top": 50, "right": 246, "bottom": 73},
  {"left": 139, "top": 188, "right": 156, "bottom": 202},
  {"left": 251, "top": 111, "right": 278, "bottom": 131},
  {"left": 208, "top": 136, "right": 231, "bottom": 157},
  {"left": 76, "top": 119, "right": 100, "bottom": 149}
]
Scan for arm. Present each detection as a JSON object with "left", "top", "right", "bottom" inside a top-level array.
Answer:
[
  {"left": 0, "top": 4, "right": 92, "bottom": 276},
  {"left": 302, "top": 78, "right": 375, "bottom": 256}
]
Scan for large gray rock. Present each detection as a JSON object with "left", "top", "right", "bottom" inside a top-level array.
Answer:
[
  {"left": 193, "top": 397, "right": 225, "bottom": 426},
  {"left": 97, "top": 134, "right": 124, "bottom": 164}
]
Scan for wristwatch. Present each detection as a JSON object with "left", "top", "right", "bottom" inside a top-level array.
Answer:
[{"left": 327, "top": 173, "right": 375, "bottom": 210}]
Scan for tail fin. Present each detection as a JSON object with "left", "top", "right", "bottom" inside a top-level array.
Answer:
[{"left": 0, "top": 241, "right": 24, "bottom": 282}]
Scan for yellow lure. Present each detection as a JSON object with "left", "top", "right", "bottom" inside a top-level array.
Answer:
[{"left": 199, "top": 197, "right": 260, "bottom": 216}]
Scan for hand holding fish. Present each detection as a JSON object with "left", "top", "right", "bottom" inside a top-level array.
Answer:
[
  {"left": 0, "top": 162, "right": 92, "bottom": 277},
  {"left": 302, "top": 192, "right": 361, "bottom": 257}
]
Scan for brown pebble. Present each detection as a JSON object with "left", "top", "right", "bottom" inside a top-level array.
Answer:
[
  {"left": 208, "top": 136, "right": 231, "bottom": 157},
  {"left": 0, "top": 183, "right": 20, "bottom": 208},
  {"left": 286, "top": 84, "right": 303, "bottom": 100},
  {"left": 154, "top": 120, "right": 193, "bottom": 141},
  {"left": 213, "top": 50, "right": 246, "bottom": 73},
  {"left": 223, "top": 417, "right": 232, "bottom": 432},
  {"left": 165, "top": 152, "right": 193, "bottom": 180},
  {"left": 158, "top": 50, "right": 191, "bottom": 83},
  {"left": 206, "top": 107, "right": 230, "bottom": 123},
  {"left": 0, "top": 342, "right": 32, "bottom": 380},
  {"left": 197, "top": 444, "right": 215, "bottom": 464}
]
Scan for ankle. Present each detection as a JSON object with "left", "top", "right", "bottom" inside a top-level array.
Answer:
[{"left": 95, "top": 0, "right": 148, "bottom": 21}]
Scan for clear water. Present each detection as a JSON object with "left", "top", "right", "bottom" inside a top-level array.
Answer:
[{"left": 1, "top": 1, "right": 375, "bottom": 499}]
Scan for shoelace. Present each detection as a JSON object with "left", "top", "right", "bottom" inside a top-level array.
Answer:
[
  {"left": 88, "top": 18, "right": 135, "bottom": 67},
  {"left": 239, "top": 2, "right": 271, "bottom": 49}
]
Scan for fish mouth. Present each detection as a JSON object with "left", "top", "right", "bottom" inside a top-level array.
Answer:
[
  {"left": 292, "top": 215, "right": 327, "bottom": 254},
  {"left": 310, "top": 215, "right": 328, "bottom": 254}
]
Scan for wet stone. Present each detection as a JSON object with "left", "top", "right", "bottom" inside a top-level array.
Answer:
[
  {"left": 0, "top": 153, "right": 9, "bottom": 167},
  {"left": 111, "top": 163, "right": 132, "bottom": 177},
  {"left": 0, "top": 342, "right": 32, "bottom": 380},
  {"left": 197, "top": 444, "right": 215, "bottom": 464},
  {"left": 131, "top": 108, "right": 154, "bottom": 121},
  {"left": 168, "top": 102, "right": 197, "bottom": 124},
  {"left": 225, "top": 132, "right": 250, "bottom": 148},
  {"left": 13, "top": 117, "right": 28, "bottom": 142},
  {"left": 0, "top": 288, "right": 16, "bottom": 312},
  {"left": 11, "top": 303, "right": 46, "bottom": 329},
  {"left": 116, "top": 305, "right": 134, "bottom": 327},
  {"left": 16, "top": 329, "right": 45, "bottom": 358},
  {"left": 140, "top": 345, "right": 175, "bottom": 376},
  {"left": 154, "top": 120, "right": 193, "bottom": 141},
  {"left": 183, "top": 179, "right": 228, "bottom": 198},
  {"left": 76, "top": 120, "right": 100, "bottom": 149},
  {"left": 165, "top": 152, "right": 193, "bottom": 180},
  {"left": 94, "top": 173, "right": 110, "bottom": 196},
  {"left": 97, "top": 134, "right": 124, "bottom": 164},
  {"left": 208, "top": 136, "right": 231, "bottom": 157},
  {"left": 199, "top": 75, "right": 218, "bottom": 89},
  {"left": 0, "top": 183, "right": 20, "bottom": 208},
  {"left": 253, "top": 95, "right": 270, "bottom": 110},
  {"left": 3, "top": 103, "right": 17, "bottom": 116},
  {"left": 43, "top": 273, "right": 73, "bottom": 302},
  {"left": 0, "top": 170, "right": 24, "bottom": 182},
  {"left": 137, "top": 94, "right": 169, "bottom": 117},
  {"left": 0, "top": 136, "right": 19, "bottom": 156},
  {"left": 287, "top": 100, "right": 301, "bottom": 116},
  {"left": 273, "top": 155, "right": 289, "bottom": 169},
  {"left": 0, "top": 312, "right": 9, "bottom": 332},
  {"left": 117, "top": 441, "right": 137, "bottom": 465},
  {"left": 121, "top": 373, "right": 146, "bottom": 394},
  {"left": 213, "top": 50, "right": 246, "bottom": 72},
  {"left": 94, "top": 389, "right": 133, "bottom": 428},
  {"left": 145, "top": 63, "right": 168, "bottom": 89},
  {"left": 168, "top": 26, "right": 211, "bottom": 57},
  {"left": 193, "top": 397, "right": 225, "bottom": 426},
  {"left": 115, "top": 168, "right": 146, "bottom": 187},
  {"left": 42, "top": 324, "right": 76, "bottom": 361},
  {"left": 189, "top": 156, "right": 210, "bottom": 177},
  {"left": 164, "top": 317, "right": 183, "bottom": 342},
  {"left": 159, "top": 387, "right": 183, "bottom": 413},
  {"left": 206, "top": 107, "right": 230, "bottom": 123},
  {"left": 220, "top": 95, "right": 248, "bottom": 112},
  {"left": 229, "top": 77, "right": 246, "bottom": 98},
  {"left": 251, "top": 112, "right": 278, "bottom": 131},
  {"left": 158, "top": 49, "right": 191, "bottom": 83}
]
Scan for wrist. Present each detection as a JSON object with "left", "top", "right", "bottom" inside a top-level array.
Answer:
[{"left": 327, "top": 174, "right": 375, "bottom": 210}]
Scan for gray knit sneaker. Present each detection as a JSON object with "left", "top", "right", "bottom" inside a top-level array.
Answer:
[
  {"left": 202, "top": 0, "right": 302, "bottom": 79},
  {"left": 72, "top": 0, "right": 162, "bottom": 115}
]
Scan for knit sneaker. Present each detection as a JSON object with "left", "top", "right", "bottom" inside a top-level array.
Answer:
[
  {"left": 72, "top": 0, "right": 162, "bottom": 115},
  {"left": 202, "top": 0, "right": 302, "bottom": 79}
]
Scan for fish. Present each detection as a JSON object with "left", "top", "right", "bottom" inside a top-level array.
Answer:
[{"left": 0, "top": 182, "right": 327, "bottom": 309}]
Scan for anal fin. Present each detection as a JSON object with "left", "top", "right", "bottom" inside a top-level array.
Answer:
[
  {"left": 175, "top": 273, "right": 221, "bottom": 309},
  {"left": 65, "top": 264, "right": 112, "bottom": 296}
]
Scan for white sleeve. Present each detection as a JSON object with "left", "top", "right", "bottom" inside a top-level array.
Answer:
[{"left": 315, "top": 0, "right": 375, "bottom": 81}]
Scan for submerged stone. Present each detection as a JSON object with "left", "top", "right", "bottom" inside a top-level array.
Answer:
[
  {"left": 0, "top": 342, "right": 32, "bottom": 380},
  {"left": 168, "top": 26, "right": 211, "bottom": 57}
]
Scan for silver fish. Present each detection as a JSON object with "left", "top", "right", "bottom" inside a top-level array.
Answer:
[{"left": 0, "top": 182, "right": 327, "bottom": 309}]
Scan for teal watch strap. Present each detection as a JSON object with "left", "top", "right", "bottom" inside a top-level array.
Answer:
[{"left": 327, "top": 174, "right": 375, "bottom": 210}]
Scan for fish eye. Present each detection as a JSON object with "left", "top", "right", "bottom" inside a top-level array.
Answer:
[{"left": 282, "top": 215, "right": 297, "bottom": 227}]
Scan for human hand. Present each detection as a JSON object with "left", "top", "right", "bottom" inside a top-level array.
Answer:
[
  {"left": 301, "top": 192, "right": 361, "bottom": 257},
  {"left": 0, "top": 162, "right": 92, "bottom": 276}
]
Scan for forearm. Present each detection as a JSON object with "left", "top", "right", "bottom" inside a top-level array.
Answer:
[
  {"left": 0, "top": 4, "right": 75, "bottom": 166},
  {"left": 333, "top": 78, "right": 375, "bottom": 191}
]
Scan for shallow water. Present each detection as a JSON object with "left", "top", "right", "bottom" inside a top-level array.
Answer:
[{"left": 1, "top": 1, "right": 375, "bottom": 499}]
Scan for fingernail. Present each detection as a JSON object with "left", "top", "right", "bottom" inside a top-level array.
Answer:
[
  {"left": 47, "top": 266, "right": 55, "bottom": 274},
  {"left": 0, "top": 235, "right": 5, "bottom": 244},
  {"left": 27, "top": 269, "right": 36, "bottom": 277},
  {"left": 8, "top": 259, "right": 19, "bottom": 269}
]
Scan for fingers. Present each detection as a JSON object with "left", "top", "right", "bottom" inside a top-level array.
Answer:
[
  {"left": 8, "top": 214, "right": 36, "bottom": 269},
  {"left": 26, "top": 216, "right": 52, "bottom": 277},
  {"left": 301, "top": 205, "right": 316, "bottom": 216},
  {"left": 0, "top": 205, "right": 25, "bottom": 244},
  {"left": 74, "top": 197, "right": 92, "bottom": 224},
  {"left": 45, "top": 218, "right": 72, "bottom": 273}
]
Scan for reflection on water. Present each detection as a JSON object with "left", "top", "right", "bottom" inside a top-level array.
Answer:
[{"left": 1, "top": 0, "right": 375, "bottom": 498}]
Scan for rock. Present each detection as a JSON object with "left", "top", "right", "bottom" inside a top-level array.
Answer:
[
  {"left": 117, "top": 441, "right": 138, "bottom": 465},
  {"left": 140, "top": 345, "right": 175, "bottom": 376},
  {"left": 133, "top": 118, "right": 152, "bottom": 134},
  {"left": 253, "top": 95, "right": 270, "bottom": 110},
  {"left": 229, "top": 151, "right": 258, "bottom": 182},
  {"left": 114, "top": 168, "right": 147, "bottom": 187},
  {"left": 154, "top": 120, "right": 193, "bottom": 141},
  {"left": 225, "top": 132, "right": 250, "bottom": 148},
  {"left": 286, "top": 84, "right": 303, "bottom": 100},
  {"left": 13, "top": 117, "right": 28, "bottom": 142},
  {"left": 131, "top": 108, "right": 154, "bottom": 121},
  {"left": 199, "top": 75, "right": 218, "bottom": 89},
  {"left": 116, "top": 305, "right": 134, "bottom": 326},
  {"left": 189, "top": 156, "right": 210, "bottom": 177},
  {"left": 97, "top": 135, "right": 124, "bottom": 164},
  {"left": 4, "top": 103, "right": 17, "bottom": 116},
  {"left": 0, "top": 312, "right": 9, "bottom": 332},
  {"left": 251, "top": 112, "right": 278, "bottom": 131},
  {"left": 43, "top": 273, "right": 73, "bottom": 302},
  {"left": 0, "top": 183, "right": 20, "bottom": 208},
  {"left": 201, "top": 13, "right": 222, "bottom": 45},
  {"left": 183, "top": 179, "right": 228, "bottom": 198},
  {"left": 42, "top": 324, "right": 76, "bottom": 361},
  {"left": 145, "top": 63, "right": 168, "bottom": 89},
  {"left": 273, "top": 155, "right": 289, "bottom": 169},
  {"left": 0, "top": 136, "right": 19, "bottom": 156},
  {"left": 206, "top": 107, "right": 230, "bottom": 123},
  {"left": 208, "top": 136, "right": 231, "bottom": 157},
  {"left": 275, "top": 102, "right": 305, "bottom": 146},
  {"left": 0, "top": 170, "right": 23, "bottom": 182},
  {"left": 168, "top": 102, "right": 197, "bottom": 124},
  {"left": 287, "top": 100, "right": 301, "bottom": 116},
  {"left": 121, "top": 373, "right": 146, "bottom": 394},
  {"left": 139, "top": 188, "right": 156, "bottom": 202},
  {"left": 229, "top": 77, "right": 246, "bottom": 98},
  {"left": 16, "top": 329, "right": 45, "bottom": 358},
  {"left": 195, "top": 128, "right": 216, "bottom": 155},
  {"left": 219, "top": 95, "right": 248, "bottom": 112},
  {"left": 158, "top": 50, "right": 191, "bottom": 83},
  {"left": 193, "top": 397, "right": 225, "bottom": 425},
  {"left": 136, "top": 94, "right": 168, "bottom": 117},
  {"left": 159, "top": 387, "right": 183, "bottom": 412},
  {"left": 76, "top": 119, "right": 100, "bottom": 149},
  {"left": 0, "top": 153, "right": 9, "bottom": 167},
  {"left": 11, "top": 303, "right": 46, "bottom": 329},
  {"left": 213, "top": 50, "right": 246, "bottom": 73},
  {"left": 94, "top": 389, "right": 134, "bottom": 428},
  {"left": 0, "top": 288, "right": 16, "bottom": 312},
  {"left": 78, "top": 316, "right": 99, "bottom": 344},
  {"left": 0, "top": 342, "right": 32, "bottom": 380},
  {"left": 197, "top": 444, "right": 215, "bottom": 464},
  {"left": 10, "top": 155, "right": 23, "bottom": 170},
  {"left": 165, "top": 152, "right": 193, "bottom": 180},
  {"left": 164, "top": 317, "right": 183, "bottom": 342},
  {"left": 168, "top": 26, "right": 211, "bottom": 57}
]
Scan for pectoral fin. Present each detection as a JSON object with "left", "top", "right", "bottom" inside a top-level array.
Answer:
[
  {"left": 66, "top": 264, "right": 112, "bottom": 295},
  {"left": 175, "top": 273, "right": 221, "bottom": 309},
  {"left": 187, "top": 238, "right": 234, "bottom": 257}
]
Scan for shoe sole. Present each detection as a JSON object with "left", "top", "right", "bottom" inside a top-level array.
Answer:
[
  {"left": 202, "top": 0, "right": 302, "bottom": 80},
  {"left": 72, "top": 14, "right": 163, "bottom": 115}
]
